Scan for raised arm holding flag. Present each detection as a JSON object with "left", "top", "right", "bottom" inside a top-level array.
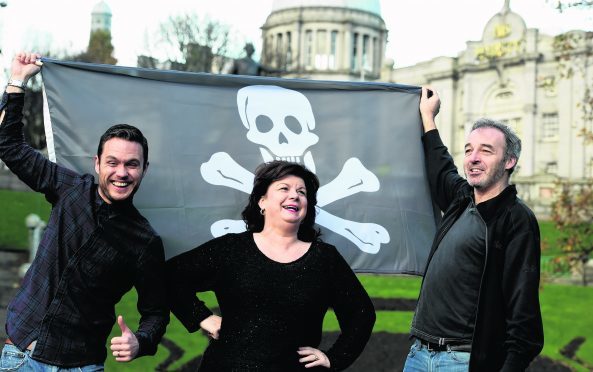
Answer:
[{"left": 0, "top": 52, "right": 169, "bottom": 370}]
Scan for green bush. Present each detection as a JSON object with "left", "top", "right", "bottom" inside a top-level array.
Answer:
[{"left": 540, "top": 219, "right": 564, "bottom": 256}]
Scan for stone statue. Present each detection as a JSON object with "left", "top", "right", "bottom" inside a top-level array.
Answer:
[{"left": 230, "top": 43, "right": 262, "bottom": 76}]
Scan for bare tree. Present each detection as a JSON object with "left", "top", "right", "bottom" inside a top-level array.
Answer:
[
  {"left": 22, "top": 75, "right": 45, "bottom": 150},
  {"left": 548, "top": 0, "right": 593, "bottom": 11},
  {"left": 10, "top": 28, "right": 117, "bottom": 151},
  {"left": 144, "top": 13, "right": 232, "bottom": 73},
  {"left": 6, "top": 48, "right": 94, "bottom": 151}
]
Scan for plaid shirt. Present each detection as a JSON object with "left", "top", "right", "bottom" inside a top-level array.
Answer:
[{"left": 0, "top": 93, "right": 169, "bottom": 367}]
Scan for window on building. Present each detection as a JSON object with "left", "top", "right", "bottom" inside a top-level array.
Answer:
[
  {"left": 539, "top": 186, "right": 554, "bottom": 198},
  {"left": 276, "top": 34, "right": 283, "bottom": 55},
  {"left": 286, "top": 32, "right": 292, "bottom": 68},
  {"left": 545, "top": 162, "right": 558, "bottom": 175},
  {"left": 351, "top": 32, "right": 359, "bottom": 70},
  {"left": 373, "top": 36, "right": 379, "bottom": 72},
  {"left": 276, "top": 33, "right": 283, "bottom": 68},
  {"left": 264, "top": 35, "right": 274, "bottom": 65},
  {"left": 304, "top": 30, "right": 313, "bottom": 69},
  {"left": 315, "top": 30, "right": 328, "bottom": 69},
  {"left": 542, "top": 113, "right": 559, "bottom": 140},
  {"left": 329, "top": 31, "right": 338, "bottom": 70},
  {"left": 495, "top": 91, "right": 514, "bottom": 100},
  {"left": 362, "top": 34, "right": 370, "bottom": 71},
  {"left": 500, "top": 117, "right": 522, "bottom": 138}
]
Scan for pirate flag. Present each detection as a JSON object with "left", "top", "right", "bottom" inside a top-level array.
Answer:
[{"left": 41, "top": 59, "right": 438, "bottom": 274}]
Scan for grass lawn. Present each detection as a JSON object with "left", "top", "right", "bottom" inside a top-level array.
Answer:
[
  {"left": 104, "top": 276, "right": 593, "bottom": 371},
  {"left": 358, "top": 274, "right": 421, "bottom": 299},
  {"left": 0, "top": 189, "right": 51, "bottom": 250},
  {"left": 538, "top": 283, "right": 593, "bottom": 371},
  {"left": 106, "top": 291, "right": 220, "bottom": 371}
]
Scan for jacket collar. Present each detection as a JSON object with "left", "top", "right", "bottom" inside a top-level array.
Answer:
[
  {"left": 94, "top": 187, "right": 136, "bottom": 219},
  {"left": 474, "top": 185, "right": 517, "bottom": 223}
]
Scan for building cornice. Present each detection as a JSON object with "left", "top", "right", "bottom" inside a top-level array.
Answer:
[{"left": 263, "top": 6, "right": 386, "bottom": 31}]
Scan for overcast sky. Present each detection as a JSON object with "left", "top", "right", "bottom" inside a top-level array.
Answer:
[{"left": 0, "top": 0, "right": 590, "bottom": 73}]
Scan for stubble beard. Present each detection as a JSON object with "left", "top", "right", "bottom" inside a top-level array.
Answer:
[{"left": 467, "top": 159, "right": 508, "bottom": 190}]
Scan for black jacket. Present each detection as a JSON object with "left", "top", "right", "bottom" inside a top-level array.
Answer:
[{"left": 421, "top": 130, "right": 543, "bottom": 371}]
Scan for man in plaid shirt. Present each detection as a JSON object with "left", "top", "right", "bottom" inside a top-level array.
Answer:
[{"left": 0, "top": 52, "right": 169, "bottom": 371}]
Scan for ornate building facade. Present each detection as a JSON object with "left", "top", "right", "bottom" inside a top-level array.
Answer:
[
  {"left": 381, "top": 2, "right": 592, "bottom": 216},
  {"left": 260, "top": 0, "right": 593, "bottom": 216},
  {"left": 261, "top": 0, "right": 388, "bottom": 81}
]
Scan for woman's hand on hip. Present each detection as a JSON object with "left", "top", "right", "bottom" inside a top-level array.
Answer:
[
  {"left": 298, "top": 346, "right": 330, "bottom": 368},
  {"left": 199, "top": 315, "right": 222, "bottom": 339}
]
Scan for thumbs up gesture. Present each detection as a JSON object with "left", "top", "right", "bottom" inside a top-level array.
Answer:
[{"left": 110, "top": 315, "right": 139, "bottom": 362}]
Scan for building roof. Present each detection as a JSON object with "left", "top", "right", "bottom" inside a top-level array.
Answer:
[
  {"left": 92, "top": 0, "right": 111, "bottom": 15},
  {"left": 271, "top": 0, "right": 381, "bottom": 15},
  {"left": 482, "top": 0, "right": 526, "bottom": 43}
]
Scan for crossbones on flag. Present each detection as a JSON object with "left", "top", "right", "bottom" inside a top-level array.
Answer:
[{"left": 40, "top": 59, "right": 439, "bottom": 275}]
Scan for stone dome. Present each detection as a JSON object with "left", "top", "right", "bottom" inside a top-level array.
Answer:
[
  {"left": 271, "top": 0, "right": 381, "bottom": 16},
  {"left": 92, "top": 1, "right": 111, "bottom": 15}
]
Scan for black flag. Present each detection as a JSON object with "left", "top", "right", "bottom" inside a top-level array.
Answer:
[{"left": 41, "top": 59, "right": 438, "bottom": 274}]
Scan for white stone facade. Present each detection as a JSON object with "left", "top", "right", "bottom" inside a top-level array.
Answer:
[
  {"left": 259, "top": 1, "right": 593, "bottom": 217},
  {"left": 91, "top": 1, "right": 112, "bottom": 33},
  {"left": 261, "top": 0, "right": 387, "bottom": 81},
  {"left": 382, "top": 5, "right": 593, "bottom": 217}
]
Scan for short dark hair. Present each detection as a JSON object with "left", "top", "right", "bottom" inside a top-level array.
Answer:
[
  {"left": 97, "top": 124, "right": 149, "bottom": 167},
  {"left": 242, "top": 161, "right": 320, "bottom": 242},
  {"left": 471, "top": 118, "right": 521, "bottom": 175}
]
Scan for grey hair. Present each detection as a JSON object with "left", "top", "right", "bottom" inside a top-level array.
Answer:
[{"left": 471, "top": 118, "right": 521, "bottom": 175}]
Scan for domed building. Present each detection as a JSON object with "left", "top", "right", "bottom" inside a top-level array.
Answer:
[{"left": 260, "top": 0, "right": 388, "bottom": 81}]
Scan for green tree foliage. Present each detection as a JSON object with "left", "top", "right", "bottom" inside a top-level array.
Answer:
[
  {"left": 550, "top": 26, "right": 593, "bottom": 285},
  {"left": 74, "top": 30, "right": 117, "bottom": 65},
  {"left": 552, "top": 182, "right": 593, "bottom": 285}
]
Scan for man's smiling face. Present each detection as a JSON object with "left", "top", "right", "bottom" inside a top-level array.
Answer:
[
  {"left": 464, "top": 127, "right": 514, "bottom": 193},
  {"left": 94, "top": 137, "right": 146, "bottom": 204}
]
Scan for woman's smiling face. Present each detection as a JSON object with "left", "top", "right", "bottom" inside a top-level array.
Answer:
[{"left": 258, "top": 175, "right": 308, "bottom": 228}]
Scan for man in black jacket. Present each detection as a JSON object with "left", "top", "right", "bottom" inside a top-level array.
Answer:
[
  {"left": 0, "top": 52, "right": 169, "bottom": 370},
  {"left": 403, "top": 87, "right": 543, "bottom": 372}
]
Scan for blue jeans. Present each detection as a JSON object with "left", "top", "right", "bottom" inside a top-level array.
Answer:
[
  {"left": 0, "top": 344, "right": 104, "bottom": 372},
  {"left": 403, "top": 338, "right": 470, "bottom": 372}
]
